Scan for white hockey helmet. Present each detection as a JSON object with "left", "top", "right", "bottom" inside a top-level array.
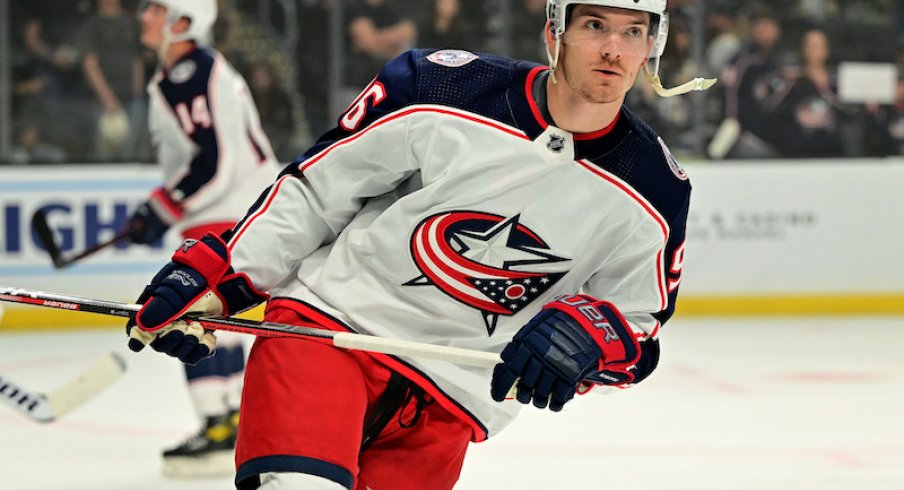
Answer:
[
  {"left": 546, "top": 0, "right": 669, "bottom": 58},
  {"left": 544, "top": 0, "right": 715, "bottom": 97},
  {"left": 145, "top": 0, "right": 217, "bottom": 46}
]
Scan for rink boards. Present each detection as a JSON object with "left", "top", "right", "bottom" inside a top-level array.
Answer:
[{"left": 1, "top": 161, "right": 902, "bottom": 329}]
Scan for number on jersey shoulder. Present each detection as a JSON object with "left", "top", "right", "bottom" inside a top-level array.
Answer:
[
  {"left": 175, "top": 95, "right": 212, "bottom": 135},
  {"left": 340, "top": 80, "right": 387, "bottom": 131}
]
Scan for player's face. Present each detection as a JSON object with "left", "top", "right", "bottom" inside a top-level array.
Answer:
[
  {"left": 139, "top": 2, "right": 168, "bottom": 50},
  {"left": 555, "top": 6, "right": 654, "bottom": 104}
]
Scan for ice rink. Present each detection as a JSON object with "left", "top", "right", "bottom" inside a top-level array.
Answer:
[{"left": 1, "top": 316, "right": 903, "bottom": 490}]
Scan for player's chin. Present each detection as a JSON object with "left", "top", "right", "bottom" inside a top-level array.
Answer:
[{"left": 581, "top": 88, "right": 621, "bottom": 105}]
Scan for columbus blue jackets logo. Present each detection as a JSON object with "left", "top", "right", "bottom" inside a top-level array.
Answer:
[{"left": 406, "top": 212, "right": 570, "bottom": 335}]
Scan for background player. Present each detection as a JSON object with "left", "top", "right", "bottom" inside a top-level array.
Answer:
[
  {"left": 126, "top": 0, "right": 698, "bottom": 487},
  {"left": 126, "top": 0, "right": 280, "bottom": 478}
]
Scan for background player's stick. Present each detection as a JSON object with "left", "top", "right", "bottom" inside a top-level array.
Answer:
[
  {"left": 32, "top": 209, "right": 132, "bottom": 269},
  {"left": 0, "top": 352, "right": 127, "bottom": 423},
  {"left": 0, "top": 286, "right": 503, "bottom": 369}
]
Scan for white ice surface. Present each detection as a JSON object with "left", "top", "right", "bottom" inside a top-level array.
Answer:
[{"left": 1, "top": 316, "right": 903, "bottom": 489}]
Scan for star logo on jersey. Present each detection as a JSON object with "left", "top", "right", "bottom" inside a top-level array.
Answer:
[{"left": 406, "top": 212, "right": 570, "bottom": 336}]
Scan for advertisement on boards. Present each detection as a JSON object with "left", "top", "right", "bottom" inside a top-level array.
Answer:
[{"left": 1, "top": 166, "right": 176, "bottom": 327}]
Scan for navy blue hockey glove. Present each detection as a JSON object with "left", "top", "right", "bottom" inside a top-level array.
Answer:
[
  {"left": 125, "top": 188, "right": 183, "bottom": 244},
  {"left": 490, "top": 295, "right": 642, "bottom": 411},
  {"left": 126, "top": 233, "right": 268, "bottom": 364}
]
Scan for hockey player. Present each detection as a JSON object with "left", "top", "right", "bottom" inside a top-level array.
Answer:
[
  {"left": 126, "top": 0, "right": 711, "bottom": 488},
  {"left": 125, "top": 0, "right": 280, "bottom": 478}
]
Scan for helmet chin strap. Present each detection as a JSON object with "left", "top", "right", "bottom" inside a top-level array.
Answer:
[
  {"left": 643, "top": 55, "right": 717, "bottom": 97},
  {"left": 546, "top": 30, "right": 562, "bottom": 84},
  {"left": 156, "top": 24, "right": 173, "bottom": 63}
]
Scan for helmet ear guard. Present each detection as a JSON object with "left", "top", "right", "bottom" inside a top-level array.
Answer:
[{"left": 649, "top": 11, "right": 669, "bottom": 59}]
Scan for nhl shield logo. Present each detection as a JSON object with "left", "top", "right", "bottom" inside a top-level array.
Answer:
[{"left": 546, "top": 134, "right": 566, "bottom": 153}]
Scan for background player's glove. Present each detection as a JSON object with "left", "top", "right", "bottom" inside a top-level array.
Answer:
[
  {"left": 490, "top": 295, "right": 641, "bottom": 411},
  {"left": 126, "top": 234, "right": 268, "bottom": 364},
  {"left": 125, "top": 188, "right": 183, "bottom": 244}
]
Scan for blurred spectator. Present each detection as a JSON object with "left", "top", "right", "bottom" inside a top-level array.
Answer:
[
  {"left": 899, "top": 1, "right": 904, "bottom": 46},
  {"left": 214, "top": 0, "right": 250, "bottom": 78},
  {"left": 705, "top": 4, "right": 742, "bottom": 78},
  {"left": 20, "top": 1, "right": 90, "bottom": 86},
  {"left": 798, "top": 0, "right": 833, "bottom": 23},
  {"left": 296, "top": 0, "right": 333, "bottom": 140},
  {"left": 862, "top": 78, "right": 904, "bottom": 156},
  {"left": 18, "top": 0, "right": 94, "bottom": 161},
  {"left": 345, "top": 0, "right": 416, "bottom": 91},
  {"left": 416, "top": 0, "right": 482, "bottom": 51},
  {"left": 249, "top": 61, "right": 297, "bottom": 162},
  {"left": 712, "top": 6, "right": 787, "bottom": 158},
  {"left": 628, "top": 17, "right": 702, "bottom": 155},
  {"left": 7, "top": 0, "right": 904, "bottom": 163},
  {"left": 770, "top": 28, "right": 846, "bottom": 158},
  {"left": 509, "top": 0, "right": 547, "bottom": 63},
  {"left": 79, "top": 0, "right": 146, "bottom": 161},
  {"left": 7, "top": 6, "right": 62, "bottom": 164},
  {"left": 458, "top": 0, "right": 489, "bottom": 48},
  {"left": 10, "top": 62, "right": 66, "bottom": 164}
]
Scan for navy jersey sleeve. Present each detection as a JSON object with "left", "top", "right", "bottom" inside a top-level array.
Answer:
[{"left": 157, "top": 51, "right": 220, "bottom": 203}]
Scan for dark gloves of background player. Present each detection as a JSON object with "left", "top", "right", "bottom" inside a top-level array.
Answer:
[
  {"left": 126, "top": 233, "right": 268, "bottom": 364},
  {"left": 124, "top": 188, "right": 184, "bottom": 244},
  {"left": 491, "top": 295, "right": 642, "bottom": 411}
]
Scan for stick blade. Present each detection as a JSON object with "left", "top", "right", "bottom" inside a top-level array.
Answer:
[
  {"left": 0, "top": 373, "right": 56, "bottom": 422},
  {"left": 45, "top": 352, "right": 127, "bottom": 420},
  {"left": 31, "top": 209, "right": 66, "bottom": 268}
]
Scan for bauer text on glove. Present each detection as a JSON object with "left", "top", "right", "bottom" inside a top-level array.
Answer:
[
  {"left": 126, "top": 233, "right": 268, "bottom": 364},
  {"left": 490, "top": 294, "right": 641, "bottom": 411}
]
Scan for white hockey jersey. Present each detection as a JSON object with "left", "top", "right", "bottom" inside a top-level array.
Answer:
[
  {"left": 147, "top": 48, "right": 279, "bottom": 230},
  {"left": 228, "top": 49, "right": 691, "bottom": 441}
]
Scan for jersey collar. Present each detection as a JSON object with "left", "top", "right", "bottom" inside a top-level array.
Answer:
[{"left": 519, "top": 66, "right": 631, "bottom": 161}]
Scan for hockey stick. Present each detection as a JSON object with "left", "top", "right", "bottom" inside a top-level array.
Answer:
[
  {"left": 0, "top": 352, "right": 126, "bottom": 423},
  {"left": 0, "top": 286, "right": 503, "bottom": 369},
  {"left": 32, "top": 209, "right": 132, "bottom": 269}
]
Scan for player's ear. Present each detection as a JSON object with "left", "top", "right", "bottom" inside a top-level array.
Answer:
[
  {"left": 544, "top": 20, "right": 557, "bottom": 45},
  {"left": 172, "top": 16, "right": 191, "bottom": 35}
]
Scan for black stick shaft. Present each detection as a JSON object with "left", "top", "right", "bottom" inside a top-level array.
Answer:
[
  {"left": 31, "top": 209, "right": 131, "bottom": 269},
  {"left": 0, "top": 286, "right": 332, "bottom": 339}
]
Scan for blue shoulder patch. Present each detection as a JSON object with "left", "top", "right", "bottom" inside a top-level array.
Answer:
[
  {"left": 411, "top": 49, "right": 539, "bottom": 125},
  {"left": 426, "top": 49, "right": 479, "bottom": 67},
  {"left": 158, "top": 48, "right": 216, "bottom": 108}
]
